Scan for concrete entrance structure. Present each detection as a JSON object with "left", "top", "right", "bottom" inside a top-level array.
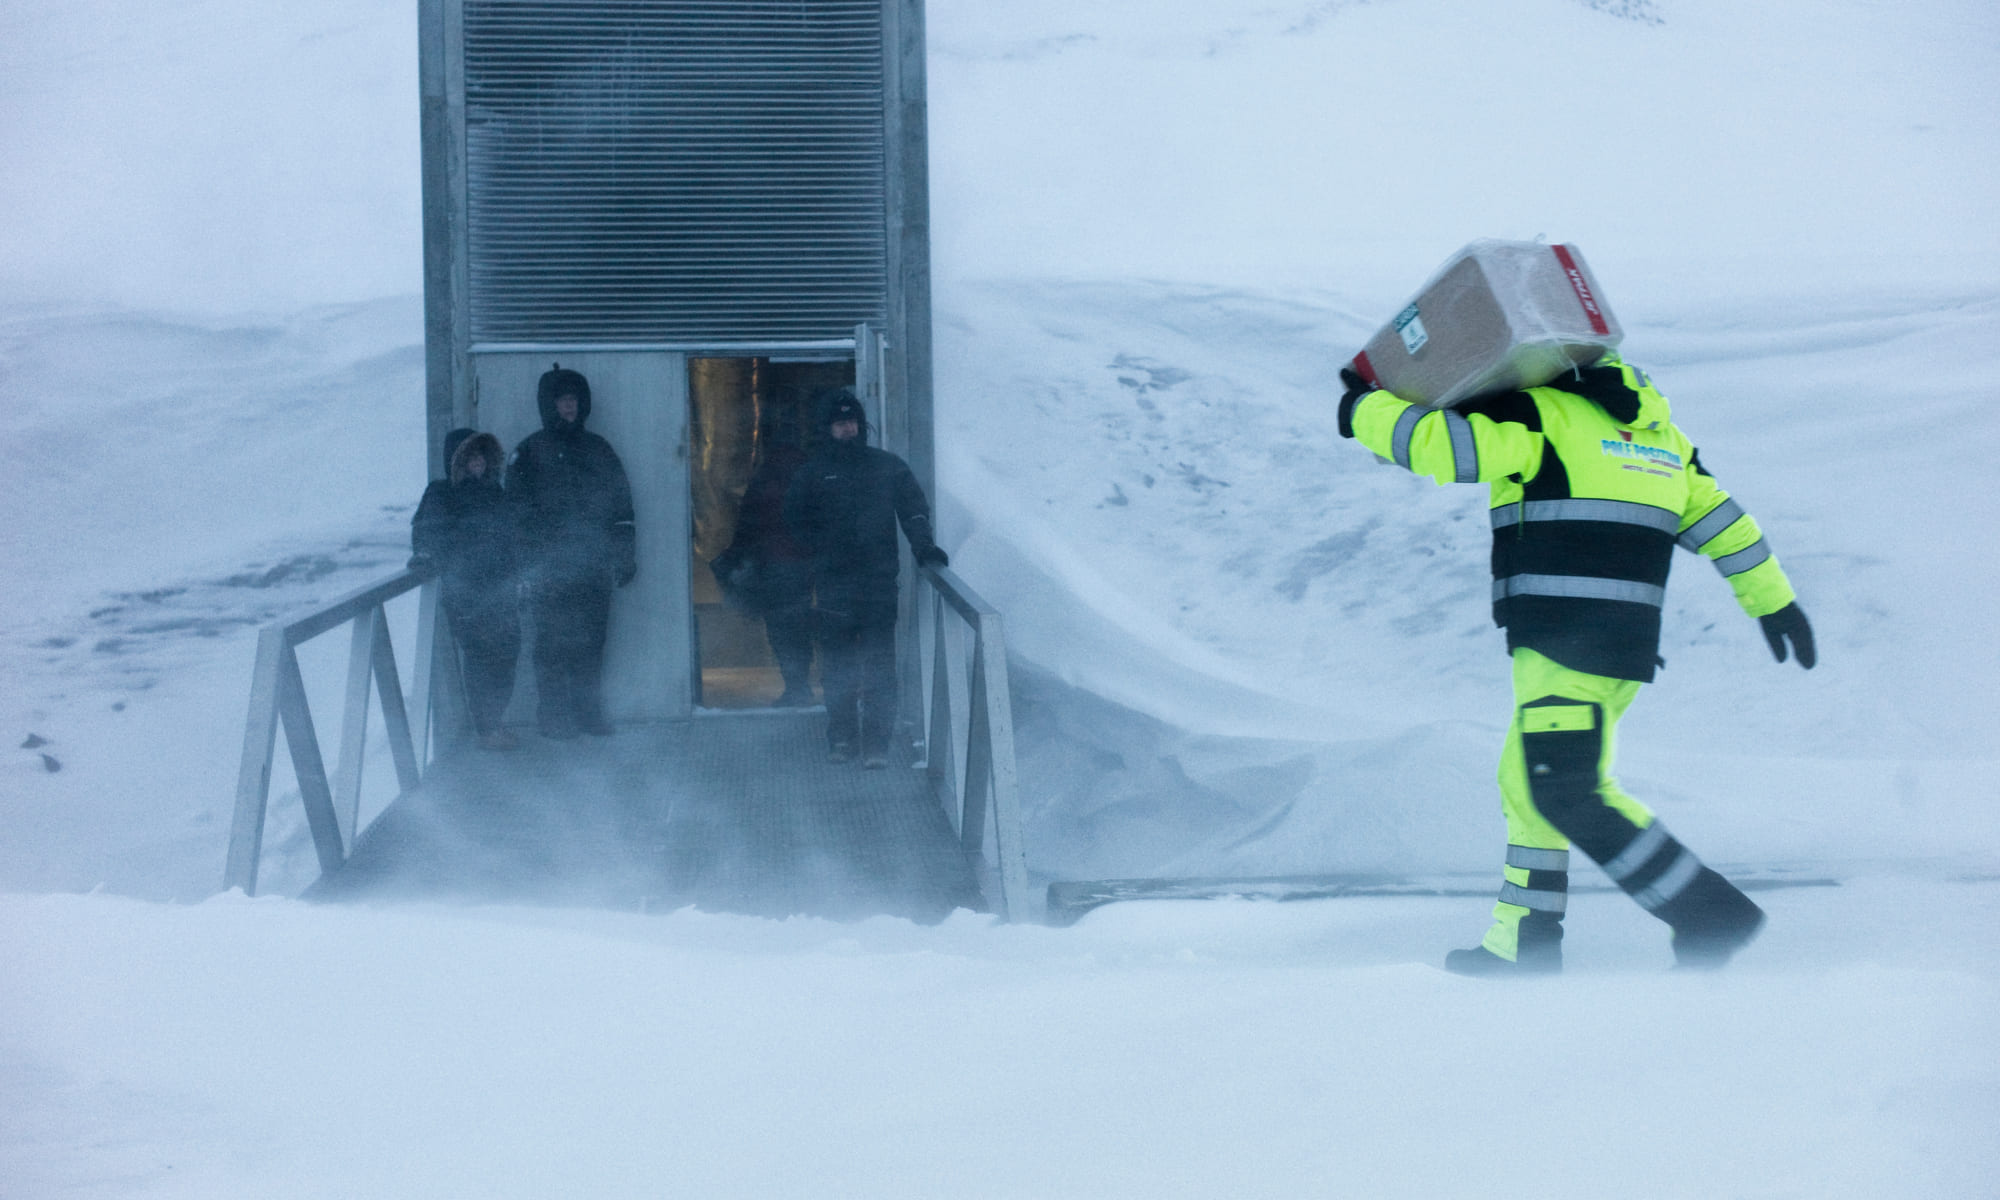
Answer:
[{"left": 418, "top": 0, "right": 935, "bottom": 725}]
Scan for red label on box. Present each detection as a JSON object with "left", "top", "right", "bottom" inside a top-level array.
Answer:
[{"left": 1552, "top": 244, "right": 1610, "bottom": 335}]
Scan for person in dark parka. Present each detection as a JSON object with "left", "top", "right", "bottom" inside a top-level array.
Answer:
[
  {"left": 783, "top": 388, "right": 947, "bottom": 766},
  {"left": 411, "top": 429, "right": 522, "bottom": 750},
  {"left": 508, "top": 364, "right": 636, "bottom": 739}
]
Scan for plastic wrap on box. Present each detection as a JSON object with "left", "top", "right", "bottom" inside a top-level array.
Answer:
[{"left": 1351, "top": 240, "right": 1623, "bottom": 409}]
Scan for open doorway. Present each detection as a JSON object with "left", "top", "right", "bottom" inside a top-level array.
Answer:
[{"left": 688, "top": 356, "right": 854, "bottom": 709}]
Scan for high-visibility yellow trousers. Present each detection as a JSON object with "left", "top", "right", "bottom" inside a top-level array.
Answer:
[
  {"left": 1481, "top": 648, "right": 1657, "bottom": 962},
  {"left": 1481, "top": 648, "right": 1767, "bottom": 965}
]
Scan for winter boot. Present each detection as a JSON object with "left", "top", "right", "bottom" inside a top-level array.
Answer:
[
  {"left": 1444, "top": 912, "right": 1563, "bottom": 977},
  {"left": 1657, "top": 867, "right": 1766, "bottom": 969},
  {"left": 1444, "top": 944, "right": 1562, "bottom": 977}
]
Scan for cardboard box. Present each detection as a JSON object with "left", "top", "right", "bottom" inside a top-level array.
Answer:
[{"left": 1351, "top": 240, "right": 1622, "bottom": 409}]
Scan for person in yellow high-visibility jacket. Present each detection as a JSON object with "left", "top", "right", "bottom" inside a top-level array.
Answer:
[{"left": 1337, "top": 354, "right": 1815, "bottom": 974}]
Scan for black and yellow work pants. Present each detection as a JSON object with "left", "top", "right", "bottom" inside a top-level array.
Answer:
[{"left": 1481, "top": 648, "right": 1756, "bottom": 964}]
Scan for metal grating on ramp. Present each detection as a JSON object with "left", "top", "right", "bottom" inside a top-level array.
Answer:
[{"left": 310, "top": 712, "right": 981, "bottom": 922}]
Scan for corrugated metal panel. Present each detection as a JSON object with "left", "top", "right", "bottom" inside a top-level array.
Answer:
[{"left": 464, "top": 0, "right": 888, "bottom": 342}]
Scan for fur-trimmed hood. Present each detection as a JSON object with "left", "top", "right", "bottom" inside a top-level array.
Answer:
[{"left": 446, "top": 429, "right": 505, "bottom": 485}]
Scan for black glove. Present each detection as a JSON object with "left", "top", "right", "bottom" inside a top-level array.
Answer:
[
  {"left": 1337, "top": 366, "right": 1374, "bottom": 439},
  {"left": 915, "top": 545, "right": 949, "bottom": 569},
  {"left": 1758, "top": 601, "right": 1816, "bottom": 669}
]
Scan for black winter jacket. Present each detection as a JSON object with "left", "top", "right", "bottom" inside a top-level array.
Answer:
[
  {"left": 508, "top": 395, "right": 635, "bottom": 585},
  {"left": 783, "top": 438, "right": 938, "bottom": 623},
  {"left": 412, "top": 430, "right": 520, "bottom": 614}
]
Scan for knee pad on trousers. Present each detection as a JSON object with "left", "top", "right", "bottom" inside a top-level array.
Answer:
[{"left": 1518, "top": 698, "right": 1635, "bottom": 865}]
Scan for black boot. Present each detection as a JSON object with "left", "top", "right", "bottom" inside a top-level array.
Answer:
[
  {"left": 1444, "top": 944, "right": 1562, "bottom": 977},
  {"left": 1658, "top": 868, "right": 1766, "bottom": 969},
  {"left": 1445, "top": 914, "right": 1562, "bottom": 977}
]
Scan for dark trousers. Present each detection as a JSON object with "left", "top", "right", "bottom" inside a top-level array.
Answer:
[
  {"left": 446, "top": 599, "right": 520, "bottom": 735},
  {"left": 819, "top": 614, "right": 897, "bottom": 753},
  {"left": 765, "top": 604, "right": 815, "bottom": 693},
  {"left": 531, "top": 573, "right": 612, "bottom": 729},
  {"left": 756, "top": 558, "right": 815, "bottom": 694}
]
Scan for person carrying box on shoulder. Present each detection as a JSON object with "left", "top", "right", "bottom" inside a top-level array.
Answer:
[{"left": 1336, "top": 352, "right": 1815, "bottom": 975}]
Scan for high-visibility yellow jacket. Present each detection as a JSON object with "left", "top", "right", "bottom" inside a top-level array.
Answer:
[{"left": 1348, "top": 355, "right": 1796, "bottom": 681}]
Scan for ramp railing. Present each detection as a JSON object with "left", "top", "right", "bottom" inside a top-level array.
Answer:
[
  {"left": 223, "top": 568, "right": 449, "bottom": 895},
  {"left": 916, "top": 564, "right": 1032, "bottom": 921}
]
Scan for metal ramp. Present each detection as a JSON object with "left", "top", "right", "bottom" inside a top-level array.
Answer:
[
  {"left": 308, "top": 713, "right": 981, "bottom": 921},
  {"left": 227, "top": 566, "right": 1030, "bottom": 922}
]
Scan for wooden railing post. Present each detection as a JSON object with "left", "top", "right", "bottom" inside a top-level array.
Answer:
[
  {"left": 224, "top": 627, "right": 288, "bottom": 894},
  {"left": 974, "top": 613, "right": 1030, "bottom": 921},
  {"left": 332, "top": 609, "right": 381, "bottom": 847},
  {"left": 960, "top": 643, "right": 993, "bottom": 858},
  {"left": 275, "top": 645, "right": 348, "bottom": 877},
  {"left": 372, "top": 606, "right": 422, "bottom": 793},
  {"left": 926, "top": 591, "right": 959, "bottom": 834}
]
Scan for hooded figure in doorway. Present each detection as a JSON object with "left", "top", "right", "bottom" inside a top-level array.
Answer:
[
  {"left": 714, "top": 413, "right": 816, "bottom": 706},
  {"left": 783, "top": 387, "right": 947, "bottom": 767},
  {"left": 508, "top": 364, "right": 636, "bottom": 739},
  {"left": 411, "top": 429, "right": 522, "bottom": 750}
]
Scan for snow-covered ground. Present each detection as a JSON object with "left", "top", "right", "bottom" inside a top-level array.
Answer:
[
  {"left": 8, "top": 881, "right": 1998, "bottom": 1199},
  {"left": 4, "top": 0, "right": 1998, "bottom": 1195}
]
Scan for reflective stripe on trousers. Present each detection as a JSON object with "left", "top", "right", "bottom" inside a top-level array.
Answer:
[
  {"left": 1599, "top": 819, "right": 1705, "bottom": 911},
  {"left": 1481, "top": 648, "right": 1652, "bottom": 961}
]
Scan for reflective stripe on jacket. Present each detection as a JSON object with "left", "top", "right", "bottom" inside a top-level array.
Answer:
[{"left": 1349, "top": 355, "right": 1795, "bottom": 681}]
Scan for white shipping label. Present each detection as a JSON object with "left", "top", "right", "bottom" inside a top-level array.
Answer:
[{"left": 1395, "top": 303, "right": 1429, "bottom": 355}]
